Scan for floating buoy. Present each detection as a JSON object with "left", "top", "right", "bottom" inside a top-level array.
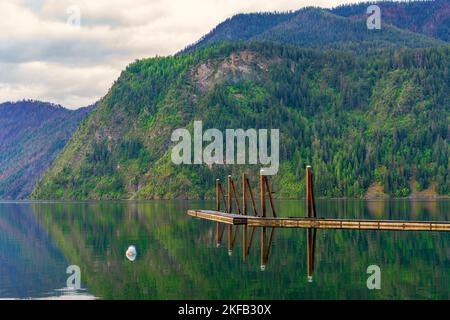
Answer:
[{"left": 126, "top": 245, "right": 137, "bottom": 261}]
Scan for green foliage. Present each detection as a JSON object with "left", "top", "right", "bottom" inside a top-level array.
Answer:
[{"left": 32, "top": 42, "right": 450, "bottom": 200}]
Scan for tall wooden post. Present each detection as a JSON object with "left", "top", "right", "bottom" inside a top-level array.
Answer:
[
  {"left": 265, "top": 176, "right": 277, "bottom": 217},
  {"left": 227, "top": 175, "right": 232, "bottom": 213},
  {"left": 306, "top": 166, "right": 312, "bottom": 218},
  {"left": 260, "top": 169, "right": 266, "bottom": 218},
  {"left": 216, "top": 179, "right": 220, "bottom": 211},
  {"left": 306, "top": 165, "right": 316, "bottom": 218},
  {"left": 242, "top": 173, "right": 247, "bottom": 215}
]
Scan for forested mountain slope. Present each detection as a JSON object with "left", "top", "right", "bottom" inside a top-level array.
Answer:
[{"left": 32, "top": 43, "right": 450, "bottom": 200}]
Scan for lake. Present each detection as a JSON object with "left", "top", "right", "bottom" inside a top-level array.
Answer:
[{"left": 0, "top": 200, "right": 448, "bottom": 299}]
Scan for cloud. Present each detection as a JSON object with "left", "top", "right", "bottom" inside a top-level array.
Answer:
[{"left": 0, "top": 0, "right": 367, "bottom": 109}]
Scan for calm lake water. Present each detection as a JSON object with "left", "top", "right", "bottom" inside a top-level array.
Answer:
[{"left": 0, "top": 200, "right": 449, "bottom": 300}]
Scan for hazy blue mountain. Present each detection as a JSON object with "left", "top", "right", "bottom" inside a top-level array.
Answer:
[
  {"left": 182, "top": 2, "right": 449, "bottom": 53},
  {"left": 332, "top": 0, "right": 450, "bottom": 42},
  {"left": 0, "top": 100, "right": 92, "bottom": 199}
]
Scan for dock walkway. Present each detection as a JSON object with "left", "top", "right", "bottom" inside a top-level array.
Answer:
[{"left": 187, "top": 209, "right": 450, "bottom": 232}]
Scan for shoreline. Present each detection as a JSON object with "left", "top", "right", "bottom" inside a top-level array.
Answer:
[{"left": 1, "top": 197, "right": 449, "bottom": 203}]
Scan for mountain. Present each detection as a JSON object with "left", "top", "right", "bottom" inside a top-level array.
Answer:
[
  {"left": 331, "top": 0, "right": 450, "bottom": 42},
  {"left": 31, "top": 43, "right": 450, "bottom": 200},
  {"left": 182, "top": 2, "right": 449, "bottom": 53},
  {"left": 0, "top": 100, "right": 92, "bottom": 199}
]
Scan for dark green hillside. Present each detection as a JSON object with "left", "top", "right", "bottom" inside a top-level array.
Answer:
[{"left": 32, "top": 43, "right": 450, "bottom": 200}]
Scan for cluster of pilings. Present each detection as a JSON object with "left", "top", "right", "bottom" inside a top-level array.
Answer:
[
  {"left": 213, "top": 166, "right": 317, "bottom": 274},
  {"left": 215, "top": 169, "right": 279, "bottom": 271}
]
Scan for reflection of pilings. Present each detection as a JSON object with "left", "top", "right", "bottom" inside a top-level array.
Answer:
[
  {"left": 260, "top": 170, "right": 266, "bottom": 269},
  {"left": 216, "top": 179, "right": 220, "bottom": 245},
  {"left": 261, "top": 227, "right": 266, "bottom": 270},
  {"left": 245, "top": 175, "right": 259, "bottom": 257},
  {"left": 213, "top": 172, "right": 278, "bottom": 268},
  {"left": 266, "top": 228, "right": 275, "bottom": 263},
  {"left": 230, "top": 177, "right": 241, "bottom": 254},
  {"left": 307, "top": 228, "right": 316, "bottom": 282},
  {"left": 259, "top": 170, "right": 278, "bottom": 270},
  {"left": 260, "top": 227, "right": 275, "bottom": 271},
  {"left": 215, "top": 179, "right": 227, "bottom": 247},
  {"left": 225, "top": 175, "right": 242, "bottom": 255},
  {"left": 306, "top": 165, "right": 317, "bottom": 281}
]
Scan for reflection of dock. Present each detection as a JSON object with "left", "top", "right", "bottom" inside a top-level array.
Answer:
[
  {"left": 187, "top": 210, "right": 450, "bottom": 231},
  {"left": 187, "top": 166, "right": 450, "bottom": 277}
]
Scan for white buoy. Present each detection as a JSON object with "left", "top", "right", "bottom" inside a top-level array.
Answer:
[{"left": 126, "top": 245, "right": 137, "bottom": 261}]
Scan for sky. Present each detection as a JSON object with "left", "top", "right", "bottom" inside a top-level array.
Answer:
[{"left": 1, "top": 0, "right": 374, "bottom": 109}]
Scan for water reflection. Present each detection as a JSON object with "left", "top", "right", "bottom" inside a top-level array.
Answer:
[
  {"left": 0, "top": 200, "right": 448, "bottom": 299},
  {"left": 199, "top": 199, "right": 450, "bottom": 295},
  {"left": 0, "top": 203, "right": 94, "bottom": 299},
  {"left": 213, "top": 224, "right": 315, "bottom": 279}
]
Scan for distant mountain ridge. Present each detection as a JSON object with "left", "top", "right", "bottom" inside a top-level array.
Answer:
[
  {"left": 0, "top": 100, "right": 92, "bottom": 199},
  {"left": 28, "top": 0, "right": 450, "bottom": 200},
  {"left": 332, "top": 0, "right": 450, "bottom": 42},
  {"left": 182, "top": 1, "right": 449, "bottom": 53},
  {"left": 31, "top": 43, "right": 450, "bottom": 200}
]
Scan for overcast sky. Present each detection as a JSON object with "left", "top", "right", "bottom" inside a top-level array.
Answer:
[{"left": 1, "top": 0, "right": 373, "bottom": 109}]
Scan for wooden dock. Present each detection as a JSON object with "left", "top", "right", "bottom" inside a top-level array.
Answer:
[
  {"left": 187, "top": 210, "right": 450, "bottom": 232},
  {"left": 188, "top": 167, "right": 449, "bottom": 275},
  {"left": 188, "top": 167, "right": 450, "bottom": 236}
]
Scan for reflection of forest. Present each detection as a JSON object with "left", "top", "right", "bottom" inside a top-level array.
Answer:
[
  {"left": 0, "top": 203, "right": 67, "bottom": 298},
  {"left": 28, "top": 200, "right": 450, "bottom": 299}
]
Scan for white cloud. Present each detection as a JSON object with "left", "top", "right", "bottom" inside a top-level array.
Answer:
[{"left": 0, "top": 0, "right": 367, "bottom": 109}]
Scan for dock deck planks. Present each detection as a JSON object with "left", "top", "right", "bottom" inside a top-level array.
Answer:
[{"left": 187, "top": 210, "right": 450, "bottom": 232}]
